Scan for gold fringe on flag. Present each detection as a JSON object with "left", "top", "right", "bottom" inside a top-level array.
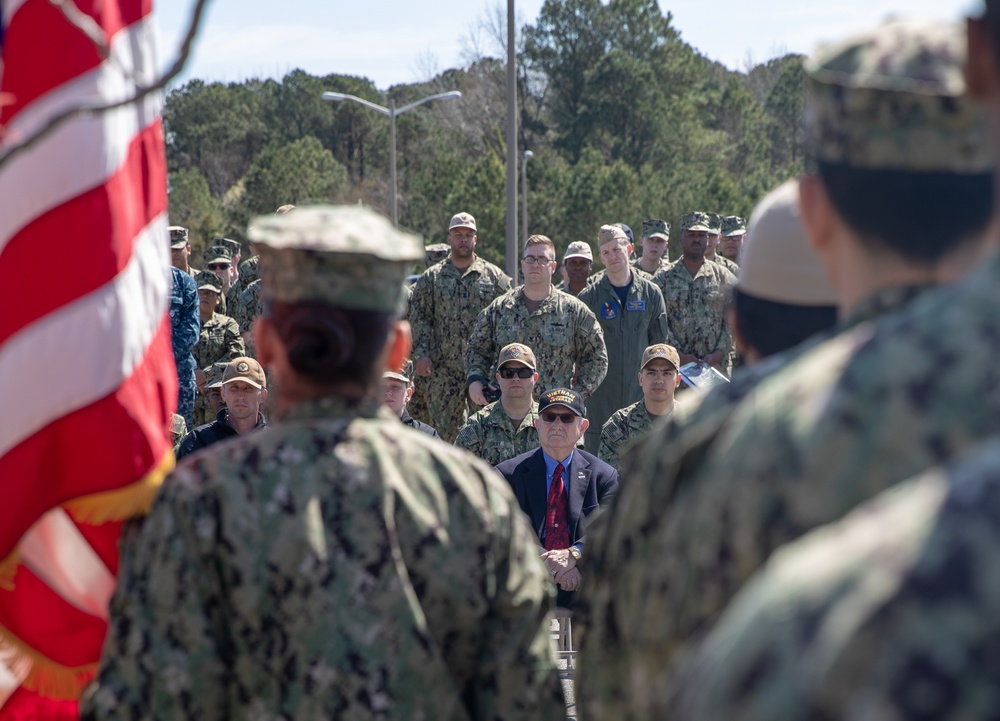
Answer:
[
  {"left": 0, "top": 622, "right": 98, "bottom": 699},
  {"left": 64, "top": 451, "right": 175, "bottom": 525}
]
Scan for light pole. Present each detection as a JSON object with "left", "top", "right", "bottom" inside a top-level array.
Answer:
[
  {"left": 505, "top": 0, "right": 518, "bottom": 277},
  {"left": 322, "top": 90, "right": 462, "bottom": 227},
  {"left": 521, "top": 150, "right": 533, "bottom": 245}
]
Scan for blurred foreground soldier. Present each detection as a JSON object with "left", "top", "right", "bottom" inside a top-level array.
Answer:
[
  {"left": 383, "top": 368, "right": 440, "bottom": 438},
  {"left": 669, "top": 440, "right": 1000, "bottom": 721},
  {"left": 719, "top": 215, "right": 746, "bottom": 263},
  {"left": 494, "top": 389, "right": 619, "bottom": 609},
  {"left": 598, "top": 344, "right": 680, "bottom": 471},
  {"left": 556, "top": 240, "right": 594, "bottom": 295},
  {"left": 168, "top": 266, "right": 199, "bottom": 428},
  {"left": 705, "top": 212, "right": 740, "bottom": 274},
  {"left": 577, "top": 19, "right": 997, "bottom": 718},
  {"left": 578, "top": 225, "right": 667, "bottom": 453},
  {"left": 85, "top": 206, "right": 564, "bottom": 720},
  {"left": 634, "top": 219, "right": 670, "bottom": 277},
  {"left": 408, "top": 211, "right": 512, "bottom": 441},
  {"left": 169, "top": 225, "right": 198, "bottom": 277},
  {"left": 176, "top": 356, "right": 268, "bottom": 460},
  {"left": 455, "top": 343, "right": 540, "bottom": 465}
]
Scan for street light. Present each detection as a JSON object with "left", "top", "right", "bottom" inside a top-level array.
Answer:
[
  {"left": 521, "top": 150, "right": 533, "bottom": 245},
  {"left": 322, "top": 90, "right": 462, "bottom": 227}
]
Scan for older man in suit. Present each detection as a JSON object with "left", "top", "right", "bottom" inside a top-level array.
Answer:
[{"left": 495, "top": 388, "right": 620, "bottom": 607}]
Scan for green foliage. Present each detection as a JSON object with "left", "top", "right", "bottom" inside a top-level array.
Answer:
[{"left": 167, "top": 167, "right": 224, "bottom": 256}]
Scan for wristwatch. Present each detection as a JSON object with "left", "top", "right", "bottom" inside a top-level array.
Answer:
[{"left": 568, "top": 546, "right": 582, "bottom": 562}]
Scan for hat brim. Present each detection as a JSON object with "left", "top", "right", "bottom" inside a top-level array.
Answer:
[
  {"left": 641, "top": 356, "right": 679, "bottom": 371},
  {"left": 222, "top": 376, "right": 264, "bottom": 389},
  {"left": 498, "top": 359, "right": 536, "bottom": 370},
  {"left": 206, "top": 256, "right": 230, "bottom": 265},
  {"left": 198, "top": 285, "right": 222, "bottom": 293},
  {"left": 383, "top": 372, "right": 411, "bottom": 383},
  {"left": 170, "top": 241, "right": 188, "bottom": 249},
  {"left": 563, "top": 253, "right": 593, "bottom": 261},
  {"left": 721, "top": 230, "right": 747, "bottom": 237},
  {"left": 541, "top": 402, "right": 583, "bottom": 416},
  {"left": 644, "top": 233, "right": 670, "bottom": 242},
  {"left": 683, "top": 224, "right": 712, "bottom": 232},
  {"left": 449, "top": 224, "right": 476, "bottom": 232}
]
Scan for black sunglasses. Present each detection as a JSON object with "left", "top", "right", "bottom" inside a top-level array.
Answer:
[
  {"left": 540, "top": 412, "right": 576, "bottom": 424},
  {"left": 499, "top": 367, "right": 534, "bottom": 379},
  {"left": 207, "top": 263, "right": 229, "bottom": 271}
]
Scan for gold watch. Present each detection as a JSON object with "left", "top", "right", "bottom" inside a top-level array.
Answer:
[{"left": 568, "top": 546, "right": 582, "bottom": 562}]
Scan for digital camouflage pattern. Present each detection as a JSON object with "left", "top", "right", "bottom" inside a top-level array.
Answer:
[
  {"left": 641, "top": 219, "right": 670, "bottom": 241},
  {"left": 234, "top": 279, "right": 262, "bottom": 335},
  {"left": 192, "top": 312, "right": 244, "bottom": 374},
  {"left": 408, "top": 255, "right": 512, "bottom": 441},
  {"left": 465, "top": 287, "right": 608, "bottom": 401},
  {"left": 169, "top": 413, "right": 187, "bottom": 456},
  {"left": 806, "top": 19, "right": 992, "bottom": 173},
  {"left": 83, "top": 396, "right": 565, "bottom": 720},
  {"left": 710, "top": 254, "right": 739, "bottom": 275},
  {"left": 453, "top": 400, "right": 540, "bottom": 467},
  {"left": 652, "top": 259, "right": 735, "bottom": 372},
  {"left": 597, "top": 399, "right": 667, "bottom": 472},
  {"left": 680, "top": 211, "right": 713, "bottom": 232},
  {"left": 669, "top": 439, "right": 1000, "bottom": 721},
  {"left": 630, "top": 256, "right": 668, "bottom": 279},
  {"left": 720, "top": 215, "right": 746, "bottom": 237}
]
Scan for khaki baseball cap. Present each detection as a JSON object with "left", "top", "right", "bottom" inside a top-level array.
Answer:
[
  {"left": 497, "top": 342, "right": 537, "bottom": 370},
  {"left": 563, "top": 241, "right": 593, "bottom": 262},
  {"left": 169, "top": 226, "right": 189, "bottom": 249},
  {"left": 221, "top": 357, "right": 266, "bottom": 389},
  {"left": 449, "top": 212, "right": 477, "bottom": 232},
  {"left": 597, "top": 224, "right": 628, "bottom": 246},
  {"left": 640, "top": 344, "right": 680, "bottom": 371},
  {"left": 681, "top": 212, "right": 713, "bottom": 232},
  {"left": 641, "top": 219, "right": 670, "bottom": 241}
]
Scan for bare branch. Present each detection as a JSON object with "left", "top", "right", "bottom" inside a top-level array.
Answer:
[{"left": 49, "top": 0, "right": 110, "bottom": 59}]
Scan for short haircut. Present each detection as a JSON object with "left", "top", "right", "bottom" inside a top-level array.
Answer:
[
  {"left": 817, "top": 160, "right": 993, "bottom": 264},
  {"left": 524, "top": 234, "right": 556, "bottom": 257},
  {"left": 732, "top": 288, "right": 838, "bottom": 359}
]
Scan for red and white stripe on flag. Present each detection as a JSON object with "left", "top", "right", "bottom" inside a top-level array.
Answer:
[{"left": 0, "top": 0, "right": 176, "bottom": 711}]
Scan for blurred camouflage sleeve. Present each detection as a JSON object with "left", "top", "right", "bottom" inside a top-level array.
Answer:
[
  {"left": 407, "top": 272, "right": 434, "bottom": 359},
  {"left": 711, "top": 268, "right": 737, "bottom": 355},
  {"left": 572, "top": 305, "right": 608, "bottom": 399},
  {"left": 453, "top": 416, "right": 485, "bottom": 457}
]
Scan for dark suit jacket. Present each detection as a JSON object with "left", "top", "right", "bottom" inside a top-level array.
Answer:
[{"left": 494, "top": 447, "right": 619, "bottom": 606}]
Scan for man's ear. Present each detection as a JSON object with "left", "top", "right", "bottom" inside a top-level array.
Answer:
[
  {"left": 798, "top": 174, "right": 835, "bottom": 255},
  {"left": 385, "top": 320, "right": 412, "bottom": 373},
  {"left": 259, "top": 388, "right": 268, "bottom": 403},
  {"left": 967, "top": 16, "right": 1000, "bottom": 100},
  {"left": 579, "top": 418, "right": 590, "bottom": 433}
]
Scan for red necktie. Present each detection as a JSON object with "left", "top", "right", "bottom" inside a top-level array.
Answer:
[{"left": 544, "top": 462, "right": 571, "bottom": 550}]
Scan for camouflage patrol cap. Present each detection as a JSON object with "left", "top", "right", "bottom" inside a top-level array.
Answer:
[
  {"left": 707, "top": 213, "right": 722, "bottom": 233},
  {"left": 563, "top": 241, "right": 593, "bottom": 262},
  {"left": 497, "top": 342, "right": 537, "bottom": 370},
  {"left": 169, "top": 226, "right": 189, "bottom": 249},
  {"left": 721, "top": 216, "right": 747, "bottom": 237},
  {"left": 205, "top": 361, "right": 231, "bottom": 389},
  {"left": 194, "top": 270, "right": 223, "bottom": 293},
  {"left": 449, "top": 212, "right": 477, "bottom": 231},
  {"left": 598, "top": 224, "right": 629, "bottom": 246},
  {"left": 681, "top": 212, "right": 713, "bottom": 232},
  {"left": 642, "top": 219, "right": 670, "bottom": 241},
  {"left": 640, "top": 343, "right": 680, "bottom": 371},
  {"left": 425, "top": 243, "right": 450, "bottom": 264},
  {"left": 248, "top": 205, "right": 423, "bottom": 313},
  {"left": 805, "top": 18, "right": 992, "bottom": 173},
  {"left": 204, "top": 245, "right": 233, "bottom": 265},
  {"left": 217, "top": 237, "right": 242, "bottom": 257}
]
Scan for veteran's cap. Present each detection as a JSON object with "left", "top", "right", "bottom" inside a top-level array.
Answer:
[
  {"left": 449, "top": 212, "right": 477, "bottom": 232},
  {"left": 194, "top": 270, "right": 223, "bottom": 293},
  {"left": 169, "top": 226, "right": 189, "bottom": 248},
  {"left": 721, "top": 216, "right": 747, "bottom": 237},
  {"left": 222, "top": 357, "right": 266, "bottom": 389},
  {"left": 538, "top": 388, "right": 586, "bottom": 417},
  {"left": 640, "top": 343, "right": 680, "bottom": 371},
  {"left": 641, "top": 219, "right": 670, "bottom": 241},
  {"left": 805, "top": 18, "right": 992, "bottom": 173},
  {"left": 497, "top": 342, "right": 537, "bottom": 370},
  {"left": 563, "top": 241, "right": 593, "bottom": 262},
  {"left": 681, "top": 212, "right": 713, "bottom": 232},
  {"left": 598, "top": 224, "right": 629, "bottom": 246},
  {"left": 248, "top": 205, "right": 423, "bottom": 313},
  {"left": 739, "top": 180, "right": 839, "bottom": 306}
]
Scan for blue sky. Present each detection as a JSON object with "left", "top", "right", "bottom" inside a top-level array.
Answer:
[{"left": 157, "top": 0, "right": 982, "bottom": 90}]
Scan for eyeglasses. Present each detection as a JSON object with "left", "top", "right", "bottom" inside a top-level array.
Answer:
[
  {"left": 540, "top": 412, "right": 577, "bottom": 424},
  {"left": 207, "top": 263, "right": 229, "bottom": 271},
  {"left": 499, "top": 367, "right": 534, "bottom": 379},
  {"left": 522, "top": 256, "right": 554, "bottom": 265}
]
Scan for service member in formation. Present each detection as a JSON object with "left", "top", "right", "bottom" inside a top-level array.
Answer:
[
  {"left": 598, "top": 344, "right": 680, "bottom": 471},
  {"left": 705, "top": 212, "right": 740, "bottom": 274},
  {"left": 192, "top": 270, "right": 244, "bottom": 426},
  {"left": 168, "top": 225, "right": 198, "bottom": 278},
  {"left": 653, "top": 211, "right": 737, "bottom": 375},
  {"left": 632, "top": 219, "right": 671, "bottom": 278},
  {"left": 555, "top": 240, "right": 594, "bottom": 295},
  {"left": 466, "top": 234, "right": 608, "bottom": 406},
  {"left": 84, "top": 206, "right": 564, "bottom": 721},
  {"left": 408, "top": 211, "right": 512, "bottom": 442},
  {"left": 578, "top": 225, "right": 667, "bottom": 453},
  {"left": 577, "top": 18, "right": 998, "bottom": 719},
  {"left": 202, "top": 243, "right": 235, "bottom": 315},
  {"left": 718, "top": 215, "right": 746, "bottom": 264},
  {"left": 454, "top": 343, "right": 541, "bottom": 466},
  {"left": 382, "top": 368, "right": 440, "bottom": 438}
]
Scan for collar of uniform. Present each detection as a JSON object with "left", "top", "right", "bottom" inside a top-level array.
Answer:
[
  {"left": 513, "top": 285, "right": 560, "bottom": 312},
  {"left": 278, "top": 395, "right": 384, "bottom": 424},
  {"left": 443, "top": 254, "right": 485, "bottom": 277},
  {"left": 841, "top": 283, "right": 933, "bottom": 330},
  {"left": 490, "top": 399, "right": 538, "bottom": 432}
]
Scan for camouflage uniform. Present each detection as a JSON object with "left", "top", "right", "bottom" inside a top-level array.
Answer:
[
  {"left": 234, "top": 279, "right": 262, "bottom": 336},
  {"left": 465, "top": 287, "right": 608, "bottom": 401},
  {"left": 169, "top": 414, "right": 187, "bottom": 457},
  {"left": 709, "top": 254, "right": 739, "bottom": 275},
  {"left": 192, "top": 312, "right": 244, "bottom": 427},
  {"left": 669, "top": 439, "right": 1000, "bottom": 721},
  {"left": 454, "top": 400, "right": 540, "bottom": 467},
  {"left": 598, "top": 399, "right": 673, "bottom": 472},
  {"left": 576, "top": 20, "right": 995, "bottom": 720},
  {"left": 226, "top": 254, "right": 259, "bottom": 325},
  {"left": 408, "top": 255, "right": 512, "bottom": 441},
  {"left": 630, "top": 257, "right": 667, "bottom": 279},
  {"left": 83, "top": 205, "right": 565, "bottom": 721}
]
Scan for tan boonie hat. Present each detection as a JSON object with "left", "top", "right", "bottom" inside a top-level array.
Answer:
[
  {"left": 681, "top": 212, "right": 713, "bottom": 232},
  {"left": 739, "top": 180, "right": 838, "bottom": 306},
  {"left": 205, "top": 361, "right": 230, "bottom": 389},
  {"left": 640, "top": 343, "right": 680, "bottom": 372},
  {"left": 449, "top": 212, "right": 477, "bottom": 232},
  {"left": 222, "top": 357, "right": 266, "bottom": 389},
  {"left": 805, "top": 18, "right": 992, "bottom": 173},
  {"left": 597, "top": 224, "right": 628, "bottom": 246},
  {"left": 248, "top": 205, "right": 423, "bottom": 313},
  {"left": 563, "top": 241, "right": 593, "bottom": 262},
  {"left": 204, "top": 245, "right": 233, "bottom": 265},
  {"left": 497, "top": 342, "right": 537, "bottom": 370},
  {"left": 169, "top": 226, "right": 188, "bottom": 248},
  {"left": 721, "top": 216, "right": 747, "bottom": 237},
  {"left": 194, "top": 270, "right": 223, "bottom": 293},
  {"left": 641, "top": 219, "right": 670, "bottom": 241}
]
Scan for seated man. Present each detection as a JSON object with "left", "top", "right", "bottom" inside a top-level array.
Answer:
[
  {"left": 494, "top": 388, "right": 619, "bottom": 608},
  {"left": 454, "top": 343, "right": 540, "bottom": 465},
  {"left": 599, "top": 344, "right": 681, "bottom": 471},
  {"left": 383, "top": 367, "right": 440, "bottom": 438},
  {"left": 177, "top": 357, "right": 268, "bottom": 459}
]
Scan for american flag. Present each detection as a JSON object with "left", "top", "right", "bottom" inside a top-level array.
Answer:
[{"left": 0, "top": 0, "right": 175, "bottom": 716}]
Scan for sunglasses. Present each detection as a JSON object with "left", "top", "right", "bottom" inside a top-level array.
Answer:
[
  {"left": 540, "top": 412, "right": 577, "bottom": 424},
  {"left": 207, "top": 263, "right": 230, "bottom": 271},
  {"left": 499, "top": 367, "right": 534, "bottom": 379}
]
